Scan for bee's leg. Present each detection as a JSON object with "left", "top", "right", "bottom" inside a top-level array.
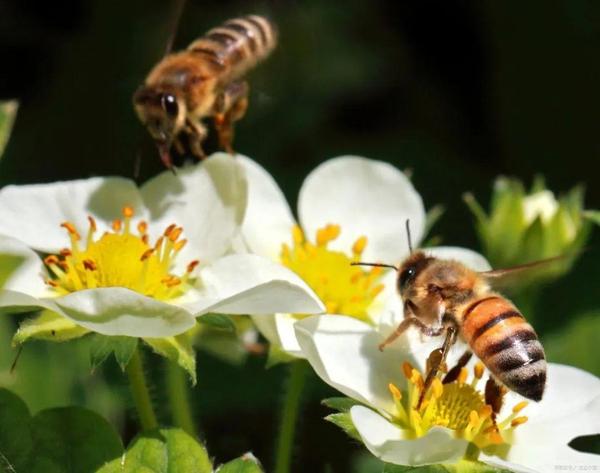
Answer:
[
  {"left": 173, "top": 136, "right": 186, "bottom": 155},
  {"left": 378, "top": 304, "right": 444, "bottom": 351},
  {"left": 214, "top": 81, "right": 249, "bottom": 154},
  {"left": 485, "top": 377, "right": 506, "bottom": 422},
  {"left": 185, "top": 120, "right": 207, "bottom": 160},
  {"left": 443, "top": 349, "right": 473, "bottom": 384},
  {"left": 417, "top": 326, "right": 457, "bottom": 409}
]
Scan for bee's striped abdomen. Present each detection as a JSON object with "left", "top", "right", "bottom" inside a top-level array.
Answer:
[
  {"left": 461, "top": 295, "right": 546, "bottom": 401},
  {"left": 188, "top": 15, "right": 277, "bottom": 79}
]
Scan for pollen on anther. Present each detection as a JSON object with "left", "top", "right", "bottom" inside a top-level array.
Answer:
[
  {"left": 292, "top": 225, "right": 304, "bottom": 245},
  {"left": 174, "top": 239, "right": 187, "bottom": 251},
  {"left": 388, "top": 383, "right": 402, "bottom": 400},
  {"left": 187, "top": 260, "right": 200, "bottom": 273},
  {"left": 112, "top": 219, "right": 122, "bottom": 232},
  {"left": 87, "top": 216, "right": 97, "bottom": 232},
  {"left": 122, "top": 206, "right": 134, "bottom": 218},
  {"left": 402, "top": 362, "right": 414, "bottom": 380},
  {"left": 164, "top": 224, "right": 177, "bottom": 237},
  {"left": 512, "top": 401, "right": 528, "bottom": 414},
  {"left": 44, "top": 255, "right": 59, "bottom": 266},
  {"left": 474, "top": 362, "right": 485, "bottom": 379},
  {"left": 168, "top": 227, "right": 183, "bottom": 242},
  {"left": 137, "top": 221, "right": 148, "bottom": 234},
  {"left": 352, "top": 236, "right": 367, "bottom": 255},
  {"left": 83, "top": 259, "right": 97, "bottom": 271},
  {"left": 61, "top": 222, "right": 80, "bottom": 239},
  {"left": 458, "top": 367, "right": 468, "bottom": 385},
  {"left": 140, "top": 249, "right": 154, "bottom": 261},
  {"left": 511, "top": 416, "right": 528, "bottom": 427},
  {"left": 60, "top": 248, "right": 72, "bottom": 257}
]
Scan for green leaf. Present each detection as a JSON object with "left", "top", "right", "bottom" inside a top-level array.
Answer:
[
  {"left": 0, "top": 100, "right": 18, "bottom": 158},
  {"left": 325, "top": 412, "right": 361, "bottom": 441},
  {"left": 144, "top": 333, "right": 197, "bottom": 384},
  {"left": 322, "top": 396, "right": 362, "bottom": 413},
  {"left": 97, "top": 428, "right": 212, "bottom": 473},
  {"left": 90, "top": 334, "right": 138, "bottom": 371},
  {"left": 0, "top": 388, "right": 123, "bottom": 473},
  {"left": 216, "top": 453, "right": 264, "bottom": 473},
  {"left": 13, "top": 310, "right": 90, "bottom": 345},
  {"left": 197, "top": 313, "right": 237, "bottom": 332},
  {"left": 382, "top": 460, "right": 515, "bottom": 472}
]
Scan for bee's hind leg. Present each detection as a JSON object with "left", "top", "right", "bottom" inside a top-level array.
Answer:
[
  {"left": 214, "top": 81, "right": 249, "bottom": 155},
  {"left": 443, "top": 349, "right": 473, "bottom": 384},
  {"left": 418, "top": 325, "right": 457, "bottom": 409},
  {"left": 485, "top": 377, "right": 506, "bottom": 422}
]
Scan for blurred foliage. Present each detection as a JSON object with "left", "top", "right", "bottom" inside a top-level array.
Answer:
[
  {"left": 0, "top": 100, "right": 18, "bottom": 158},
  {"left": 0, "top": 0, "right": 599, "bottom": 471}
]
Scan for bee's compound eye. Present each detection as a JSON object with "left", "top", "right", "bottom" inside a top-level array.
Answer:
[
  {"left": 399, "top": 265, "right": 417, "bottom": 290},
  {"left": 161, "top": 94, "right": 179, "bottom": 117}
]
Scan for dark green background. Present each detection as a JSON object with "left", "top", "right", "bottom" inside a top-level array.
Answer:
[{"left": 0, "top": 1, "right": 598, "bottom": 471}]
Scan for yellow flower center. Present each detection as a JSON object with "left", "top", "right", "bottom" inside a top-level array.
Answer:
[
  {"left": 44, "top": 206, "right": 199, "bottom": 300},
  {"left": 387, "top": 360, "right": 529, "bottom": 450},
  {"left": 280, "top": 224, "right": 384, "bottom": 321}
]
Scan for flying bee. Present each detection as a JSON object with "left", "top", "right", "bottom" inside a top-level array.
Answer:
[
  {"left": 353, "top": 222, "right": 558, "bottom": 413},
  {"left": 133, "top": 14, "right": 277, "bottom": 169}
]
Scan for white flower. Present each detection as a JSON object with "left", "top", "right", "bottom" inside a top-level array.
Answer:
[
  {"left": 295, "top": 313, "right": 600, "bottom": 472},
  {"left": 239, "top": 155, "right": 489, "bottom": 356},
  {"left": 0, "top": 154, "right": 323, "bottom": 338}
]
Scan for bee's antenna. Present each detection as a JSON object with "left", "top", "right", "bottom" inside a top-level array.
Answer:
[
  {"left": 350, "top": 262, "right": 398, "bottom": 271},
  {"left": 406, "top": 219, "right": 413, "bottom": 253}
]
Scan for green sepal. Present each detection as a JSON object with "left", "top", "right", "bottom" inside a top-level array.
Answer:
[
  {"left": 144, "top": 332, "right": 197, "bottom": 384},
  {"left": 0, "top": 388, "right": 123, "bottom": 472},
  {"left": 382, "top": 460, "right": 515, "bottom": 472},
  {"left": 97, "top": 428, "right": 212, "bottom": 473},
  {"left": 0, "top": 253, "right": 25, "bottom": 288},
  {"left": 197, "top": 312, "right": 237, "bottom": 332},
  {"left": 216, "top": 453, "right": 264, "bottom": 473},
  {"left": 13, "top": 310, "right": 89, "bottom": 345},
  {"left": 321, "top": 396, "right": 362, "bottom": 413},
  {"left": 325, "top": 412, "right": 361, "bottom": 441},
  {"left": 90, "top": 334, "right": 138, "bottom": 371}
]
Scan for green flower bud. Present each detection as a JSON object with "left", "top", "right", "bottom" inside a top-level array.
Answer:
[{"left": 464, "top": 176, "right": 596, "bottom": 290}]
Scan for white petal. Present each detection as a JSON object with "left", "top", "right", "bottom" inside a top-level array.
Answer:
[
  {"left": 50, "top": 288, "right": 196, "bottom": 337},
  {"left": 369, "top": 270, "right": 403, "bottom": 332},
  {"left": 141, "top": 153, "right": 247, "bottom": 266},
  {"left": 423, "top": 246, "right": 492, "bottom": 271},
  {"left": 350, "top": 406, "right": 468, "bottom": 466},
  {"left": 274, "top": 313, "right": 304, "bottom": 356},
  {"left": 0, "top": 289, "right": 55, "bottom": 315},
  {"left": 0, "top": 235, "right": 49, "bottom": 296},
  {"left": 251, "top": 314, "right": 281, "bottom": 346},
  {"left": 0, "top": 177, "right": 143, "bottom": 252},
  {"left": 295, "top": 314, "right": 432, "bottom": 413},
  {"left": 238, "top": 156, "right": 295, "bottom": 259},
  {"left": 298, "top": 156, "right": 425, "bottom": 262},
  {"left": 188, "top": 254, "right": 324, "bottom": 315},
  {"left": 486, "top": 444, "right": 600, "bottom": 473}
]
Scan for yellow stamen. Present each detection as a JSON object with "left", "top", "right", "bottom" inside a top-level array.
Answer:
[
  {"left": 512, "top": 401, "right": 528, "bottom": 414},
  {"left": 44, "top": 209, "right": 197, "bottom": 301},
  {"left": 511, "top": 416, "right": 528, "bottom": 427},
  {"left": 352, "top": 236, "right": 367, "bottom": 255},
  {"left": 388, "top": 383, "right": 402, "bottom": 400}
]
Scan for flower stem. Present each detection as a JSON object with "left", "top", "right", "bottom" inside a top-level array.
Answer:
[
  {"left": 126, "top": 348, "right": 158, "bottom": 431},
  {"left": 274, "top": 361, "right": 307, "bottom": 473},
  {"left": 166, "top": 361, "right": 198, "bottom": 437}
]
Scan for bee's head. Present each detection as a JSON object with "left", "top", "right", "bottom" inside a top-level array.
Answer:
[
  {"left": 397, "top": 251, "right": 433, "bottom": 298},
  {"left": 133, "top": 86, "right": 187, "bottom": 166}
]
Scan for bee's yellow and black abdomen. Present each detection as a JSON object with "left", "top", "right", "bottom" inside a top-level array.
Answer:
[
  {"left": 462, "top": 296, "right": 546, "bottom": 401},
  {"left": 188, "top": 15, "right": 277, "bottom": 78}
]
